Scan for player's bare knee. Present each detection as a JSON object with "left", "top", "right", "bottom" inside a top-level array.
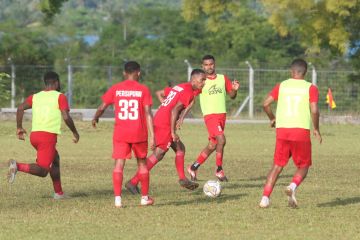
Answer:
[
  {"left": 216, "top": 135, "right": 226, "bottom": 146},
  {"left": 39, "top": 169, "right": 49, "bottom": 177},
  {"left": 208, "top": 142, "right": 216, "bottom": 151}
]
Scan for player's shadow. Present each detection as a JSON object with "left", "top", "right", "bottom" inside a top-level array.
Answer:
[
  {"left": 317, "top": 197, "right": 360, "bottom": 207},
  {"left": 69, "top": 189, "right": 114, "bottom": 198},
  {"left": 224, "top": 182, "right": 286, "bottom": 190},
  {"left": 155, "top": 193, "right": 247, "bottom": 207}
]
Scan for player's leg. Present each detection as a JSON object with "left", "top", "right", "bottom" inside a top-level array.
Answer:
[
  {"left": 214, "top": 134, "right": 228, "bottom": 182},
  {"left": 8, "top": 132, "right": 55, "bottom": 183},
  {"left": 172, "top": 140, "right": 199, "bottom": 190},
  {"left": 188, "top": 140, "right": 216, "bottom": 180},
  {"left": 127, "top": 147, "right": 167, "bottom": 191},
  {"left": 136, "top": 157, "right": 154, "bottom": 206},
  {"left": 260, "top": 139, "right": 289, "bottom": 208},
  {"left": 49, "top": 151, "right": 66, "bottom": 199},
  {"left": 113, "top": 159, "right": 126, "bottom": 208},
  {"left": 285, "top": 141, "right": 312, "bottom": 208}
]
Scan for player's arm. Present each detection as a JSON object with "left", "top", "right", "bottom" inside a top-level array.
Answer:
[
  {"left": 16, "top": 101, "right": 31, "bottom": 140},
  {"left": 310, "top": 102, "right": 322, "bottom": 144},
  {"left": 92, "top": 102, "right": 109, "bottom": 128},
  {"left": 61, "top": 110, "right": 80, "bottom": 143},
  {"left": 176, "top": 97, "right": 195, "bottom": 129},
  {"left": 263, "top": 95, "right": 276, "bottom": 128},
  {"left": 144, "top": 105, "right": 155, "bottom": 150},
  {"left": 225, "top": 76, "right": 240, "bottom": 99},
  {"left": 155, "top": 89, "right": 166, "bottom": 103},
  {"left": 171, "top": 102, "right": 185, "bottom": 142}
]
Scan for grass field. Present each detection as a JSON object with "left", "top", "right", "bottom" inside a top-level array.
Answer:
[{"left": 0, "top": 121, "right": 359, "bottom": 240}]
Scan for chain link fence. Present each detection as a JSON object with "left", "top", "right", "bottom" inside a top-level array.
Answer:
[{"left": 1, "top": 64, "right": 359, "bottom": 119}]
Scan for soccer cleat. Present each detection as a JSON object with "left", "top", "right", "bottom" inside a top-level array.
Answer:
[
  {"left": 187, "top": 165, "right": 198, "bottom": 181},
  {"left": 7, "top": 159, "right": 18, "bottom": 184},
  {"left": 53, "top": 193, "right": 69, "bottom": 200},
  {"left": 285, "top": 186, "right": 298, "bottom": 208},
  {"left": 179, "top": 178, "right": 199, "bottom": 190},
  {"left": 125, "top": 180, "right": 140, "bottom": 195},
  {"left": 259, "top": 196, "right": 270, "bottom": 208},
  {"left": 140, "top": 196, "right": 154, "bottom": 206},
  {"left": 115, "top": 196, "right": 122, "bottom": 208},
  {"left": 215, "top": 169, "right": 228, "bottom": 182}
]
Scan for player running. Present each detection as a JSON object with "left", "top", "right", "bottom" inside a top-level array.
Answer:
[
  {"left": 7, "top": 71, "right": 80, "bottom": 200},
  {"left": 187, "top": 55, "right": 240, "bottom": 182},
  {"left": 92, "top": 61, "right": 155, "bottom": 208},
  {"left": 125, "top": 69, "right": 206, "bottom": 194},
  {"left": 259, "top": 59, "right": 322, "bottom": 208}
]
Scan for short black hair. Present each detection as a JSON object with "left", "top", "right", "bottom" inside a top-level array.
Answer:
[
  {"left": 202, "top": 55, "right": 215, "bottom": 62},
  {"left": 124, "top": 61, "right": 140, "bottom": 74},
  {"left": 191, "top": 68, "right": 205, "bottom": 77},
  {"left": 291, "top": 59, "right": 307, "bottom": 76},
  {"left": 43, "top": 71, "right": 59, "bottom": 86}
]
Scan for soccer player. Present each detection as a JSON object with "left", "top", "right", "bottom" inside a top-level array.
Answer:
[
  {"left": 92, "top": 61, "right": 155, "bottom": 208},
  {"left": 7, "top": 71, "right": 80, "bottom": 200},
  {"left": 155, "top": 81, "right": 173, "bottom": 103},
  {"left": 187, "top": 55, "right": 240, "bottom": 182},
  {"left": 259, "top": 59, "right": 322, "bottom": 208},
  {"left": 125, "top": 69, "right": 206, "bottom": 194}
]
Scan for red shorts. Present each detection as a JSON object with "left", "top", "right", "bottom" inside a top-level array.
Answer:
[
  {"left": 154, "top": 126, "right": 172, "bottom": 151},
  {"left": 204, "top": 113, "right": 226, "bottom": 143},
  {"left": 112, "top": 140, "right": 148, "bottom": 160},
  {"left": 30, "top": 131, "right": 57, "bottom": 170},
  {"left": 274, "top": 139, "right": 312, "bottom": 168}
]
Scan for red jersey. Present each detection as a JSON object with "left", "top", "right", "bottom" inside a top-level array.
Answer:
[
  {"left": 269, "top": 81, "right": 319, "bottom": 141},
  {"left": 154, "top": 82, "right": 195, "bottom": 128},
  {"left": 26, "top": 93, "right": 69, "bottom": 111},
  {"left": 102, "top": 79, "right": 152, "bottom": 143}
]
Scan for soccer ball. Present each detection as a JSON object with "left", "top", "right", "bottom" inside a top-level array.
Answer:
[{"left": 203, "top": 180, "right": 222, "bottom": 198}]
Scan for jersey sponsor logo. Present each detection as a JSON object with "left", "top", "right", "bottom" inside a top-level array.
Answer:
[
  {"left": 217, "top": 125, "right": 223, "bottom": 132},
  {"left": 208, "top": 84, "right": 223, "bottom": 95},
  {"left": 116, "top": 90, "right": 143, "bottom": 97}
]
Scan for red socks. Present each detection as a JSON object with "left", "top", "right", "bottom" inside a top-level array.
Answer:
[
  {"left": 53, "top": 180, "right": 63, "bottom": 194},
  {"left": 113, "top": 169, "right": 123, "bottom": 196},
  {"left": 196, "top": 151, "right": 209, "bottom": 165},
  {"left": 130, "top": 155, "right": 158, "bottom": 185},
  {"left": 263, "top": 185, "right": 273, "bottom": 197},
  {"left": 292, "top": 175, "right": 303, "bottom": 186},
  {"left": 175, "top": 151, "right": 185, "bottom": 180},
  {"left": 216, "top": 152, "right": 223, "bottom": 167},
  {"left": 17, "top": 163, "right": 30, "bottom": 173},
  {"left": 138, "top": 166, "right": 149, "bottom": 196}
]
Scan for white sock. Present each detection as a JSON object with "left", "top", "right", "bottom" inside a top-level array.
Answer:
[
  {"left": 289, "top": 182, "right": 297, "bottom": 192},
  {"left": 115, "top": 196, "right": 122, "bottom": 205},
  {"left": 141, "top": 195, "right": 149, "bottom": 200}
]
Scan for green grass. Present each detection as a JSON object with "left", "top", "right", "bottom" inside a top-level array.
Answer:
[{"left": 0, "top": 121, "right": 359, "bottom": 240}]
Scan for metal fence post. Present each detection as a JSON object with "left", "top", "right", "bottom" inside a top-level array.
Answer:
[
  {"left": 107, "top": 66, "right": 112, "bottom": 87},
  {"left": 310, "top": 63, "right": 317, "bottom": 86},
  {"left": 67, "top": 61, "right": 73, "bottom": 107},
  {"left": 245, "top": 61, "right": 254, "bottom": 119},
  {"left": 8, "top": 58, "right": 16, "bottom": 108},
  {"left": 184, "top": 59, "right": 192, "bottom": 82}
]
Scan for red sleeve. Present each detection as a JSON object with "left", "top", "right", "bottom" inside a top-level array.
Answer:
[
  {"left": 164, "top": 87, "right": 172, "bottom": 97},
  {"left": 224, "top": 75, "right": 233, "bottom": 93},
  {"left": 58, "top": 94, "right": 70, "bottom": 111},
  {"left": 270, "top": 84, "right": 280, "bottom": 100},
  {"left": 179, "top": 90, "right": 193, "bottom": 108},
  {"left": 193, "top": 89, "right": 201, "bottom": 96},
  {"left": 101, "top": 86, "right": 115, "bottom": 105},
  {"left": 26, "top": 95, "right": 33, "bottom": 107},
  {"left": 143, "top": 87, "right": 153, "bottom": 106},
  {"left": 309, "top": 85, "right": 319, "bottom": 103}
]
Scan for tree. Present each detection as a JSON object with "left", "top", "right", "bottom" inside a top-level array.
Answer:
[
  {"left": 261, "top": 0, "right": 360, "bottom": 55},
  {"left": 0, "top": 73, "right": 10, "bottom": 107}
]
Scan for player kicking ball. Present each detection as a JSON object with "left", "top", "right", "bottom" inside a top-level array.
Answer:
[
  {"left": 7, "top": 71, "right": 80, "bottom": 200},
  {"left": 92, "top": 61, "right": 155, "bottom": 208},
  {"left": 125, "top": 69, "right": 206, "bottom": 194},
  {"left": 259, "top": 59, "right": 322, "bottom": 208}
]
